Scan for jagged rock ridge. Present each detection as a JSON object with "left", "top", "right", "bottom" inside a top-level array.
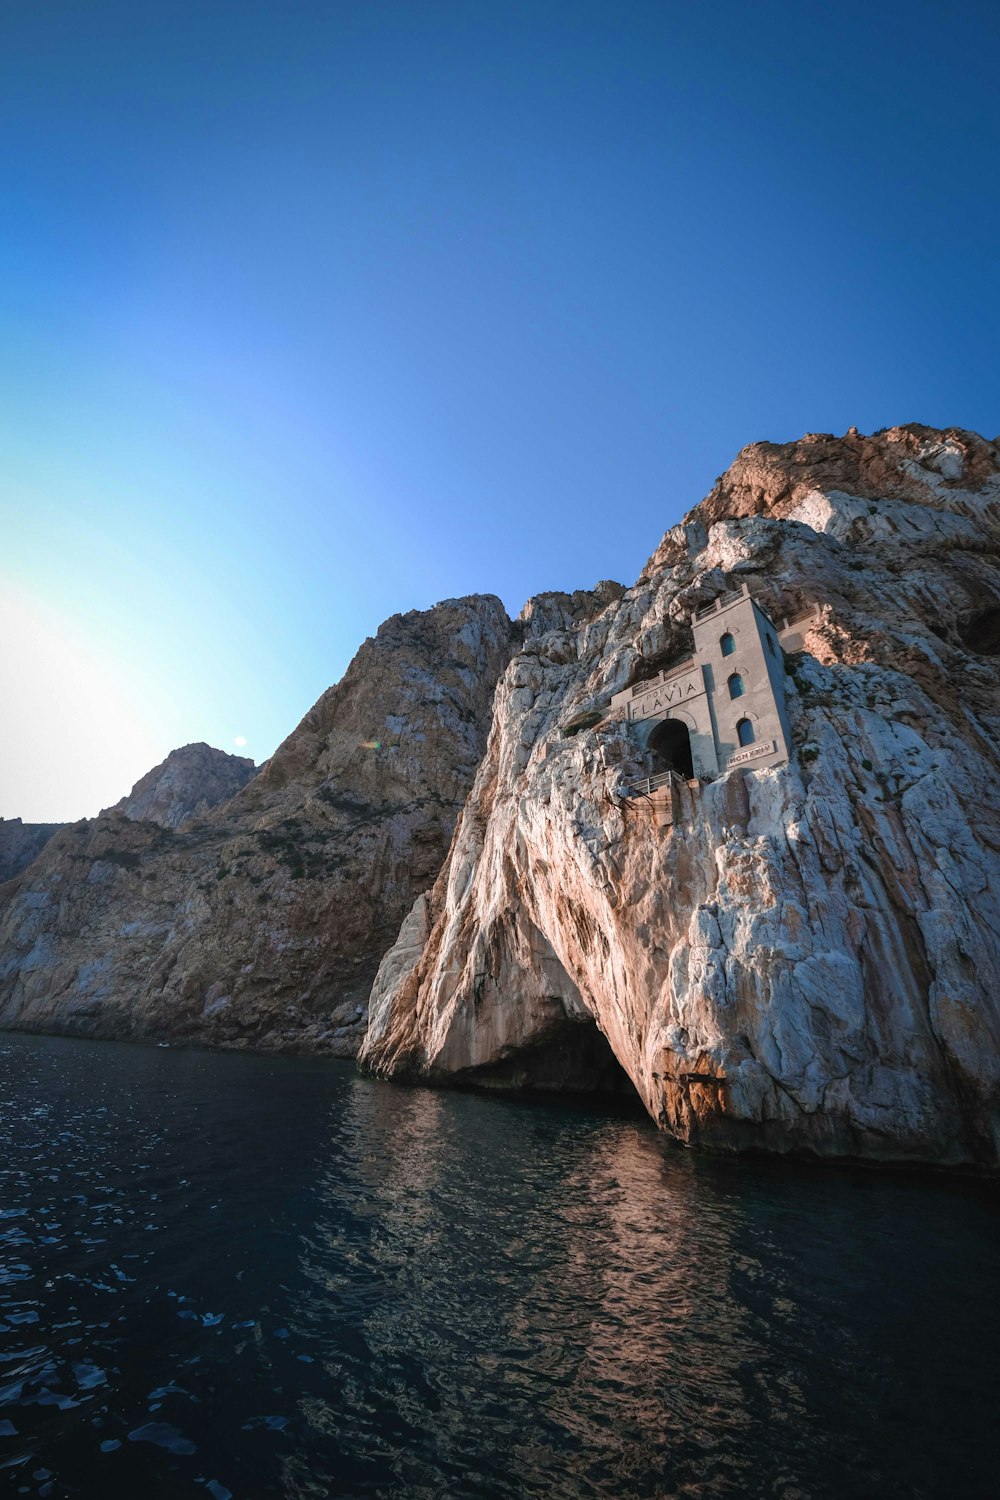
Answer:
[
  {"left": 0, "top": 746, "right": 254, "bottom": 883},
  {"left": 103, "top": 742, "right": 258, "bottom": 829},
  {"left": 361, "top": 426, "right": 1000, "bottom": 1170},
  {"left": 0, "top": 596, "right": 515, "bottom": 1054}
]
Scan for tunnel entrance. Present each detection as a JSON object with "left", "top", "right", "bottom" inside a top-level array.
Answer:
[
  {"left": 457, "top": 1017, "right": 644, "bottom": 1110},
  {"left": 647, "top": 718, "right": 694, "bottom": 780}
]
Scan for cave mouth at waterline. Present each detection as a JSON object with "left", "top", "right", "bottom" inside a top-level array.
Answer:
[{"left": 454, "top": 1016, "right": 646, "bottom": 1113}]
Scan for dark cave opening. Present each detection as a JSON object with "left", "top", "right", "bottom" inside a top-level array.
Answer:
[
  {"left": 457, "top": 1016, "right": 645, "bottom": 1112},
  {"left": 647, "top": 717, "right": 695, "bottom": 780},
  {"left": 956, "top": 604, "right": 1000, "bottom": 656}
]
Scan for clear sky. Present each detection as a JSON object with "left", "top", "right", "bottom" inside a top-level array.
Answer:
[{"left": 2, "top": 0, "right": 997, "bottom": 821}]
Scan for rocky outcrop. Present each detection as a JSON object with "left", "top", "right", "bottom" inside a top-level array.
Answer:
[
  {"left": 0, "top": 819, "right": 63, "bottom": 883},
  {"left": 361, "top": 426, "right": 1000, "bottom": 1170},
  {"left": 0, "top": 596, "right": 514, "bottom": 1055},
  {"left": 103, "top": 742, "right": 257, "bottom": 828}
]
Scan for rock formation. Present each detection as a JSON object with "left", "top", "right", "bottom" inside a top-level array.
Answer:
[
  {"left": 361, "top": 426, "right": 1000, "bottom": 1170},
  {"left": 0, "top": 819, "right": 63, "bottom": 883},
  {"left": 4, "top": 424, "right": 999, "bottom": 1170},
  {"left": 0, "top": 747, "right": 252, "bottom": 883},
  {"left": 103, "top": 742, "right": 258, "bottom": 828},
  {"left": 0, "top": 596, "right": 514, "bottom": 1055}
]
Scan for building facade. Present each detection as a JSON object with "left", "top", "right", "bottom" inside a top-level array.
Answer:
[{"left": 609, "top": 586, "right": 795, "bottom": 781}]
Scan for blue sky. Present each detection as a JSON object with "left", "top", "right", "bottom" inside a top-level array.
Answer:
[{"left": 2, "top": 0, "right": 998, "bottom": 820}]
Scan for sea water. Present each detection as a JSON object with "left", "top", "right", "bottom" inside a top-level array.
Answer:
[{"left": 0, "top": 1032, "right": 996, "bottom": 1498}]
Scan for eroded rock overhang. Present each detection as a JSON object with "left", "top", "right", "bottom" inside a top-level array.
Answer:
[{"left": 360, "top": 426, "right": 1000, "bottom": 1171}]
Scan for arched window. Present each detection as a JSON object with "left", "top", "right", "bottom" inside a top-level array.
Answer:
[
  {"left": 728, "top": 673, "right": 745, "bottom": 699},
  {"left": 766, "top": 635, "right": 776, "bottom": 656},
  {"left": 720, "top": 632, "right": 735, "bottom": 657},
  {"left": 737, "top": 718, "right": 755, "bottom": 747}
]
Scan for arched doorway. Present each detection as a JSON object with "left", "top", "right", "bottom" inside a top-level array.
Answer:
[{"left": 647, "top": 717, "right": 694, "bottom": 779}]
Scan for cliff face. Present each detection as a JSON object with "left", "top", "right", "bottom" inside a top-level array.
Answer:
[
  {"left": 103, "top": 742, "right": 258, "bottom": 828},
  {"left": 0, "top": 747, "right": 252, "bottom": 883},
  {"left": 0, "top": 596, "right": 514, "bottom": 1054},
  {"left": 0, "top": 820, "right": 63, "bottom": 883},
  {"left": 361, "top": 427, "right": 1000, "bottom": 1169}
]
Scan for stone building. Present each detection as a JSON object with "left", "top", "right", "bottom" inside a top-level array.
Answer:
[{"left": 610, "top": 585, "right": 801, "bottom": 784}]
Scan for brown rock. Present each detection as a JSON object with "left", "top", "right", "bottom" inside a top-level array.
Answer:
[
  {"left": 102, "top": 742, "right": 257, "bottom": 829},
  {"left": 0, "top": 595, "right": 514, "bottom": 1055},
  {"left": 0, "top": 819, "right": 63, "bottom": 883}
]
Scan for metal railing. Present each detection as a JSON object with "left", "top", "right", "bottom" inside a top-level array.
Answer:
[
  {"left": 693, "top": 588, "right": 744, "bottom": 621},
  {"left": 623, "top": 769, "right": 688, "bottom": 798},
  {"left": 778, "top": 607, "right": 820, "bottom": 631},
  {"left": 629, "top": 656, "right": 697, "bottom": 696}
]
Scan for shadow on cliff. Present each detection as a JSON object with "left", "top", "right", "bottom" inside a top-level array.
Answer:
[{"left": 447, "top": 1016, "right": 649, "bottom": 1117}]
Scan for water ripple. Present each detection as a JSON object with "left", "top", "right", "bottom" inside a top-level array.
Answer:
[{"left": 0, "top": 1033, "right": 997, "bottom": 1498}]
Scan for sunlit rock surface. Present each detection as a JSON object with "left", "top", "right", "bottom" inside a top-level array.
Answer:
[
  {"left": 0, "top": 597, "right": 514, "bottom": 1055},
  {"left": 361, "top": 426, "right": 1000, "bottom": 1169}
]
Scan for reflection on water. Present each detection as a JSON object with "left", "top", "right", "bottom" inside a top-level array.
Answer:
[{"left": 0, "top": 1034, "right": 997, "bottom": 1498}]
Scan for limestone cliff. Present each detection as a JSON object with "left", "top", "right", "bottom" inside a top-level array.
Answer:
[
  {"left": 0, "top": 819, "right": 63, "bottom": 883},
  {"left": 0, "top": 746, "right": 252, "bottom": 883},
  {"left": 103, "top": 742, "right": 258, "bottom": 828},
  {"left": 361, "top": 427, "right": 1000, "bottom": 1170},
  {"left": 0, "top": 596, "right": 514, "bottom": 1054}
]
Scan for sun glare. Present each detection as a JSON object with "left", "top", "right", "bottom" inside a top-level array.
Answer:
[{"left": 0, "top": 591, "right": 161, "bottom": 822}]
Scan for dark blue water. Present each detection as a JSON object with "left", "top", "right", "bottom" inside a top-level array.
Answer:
[{"left": 0, "top": 1035, "right": 997, "bottom": 1499}]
